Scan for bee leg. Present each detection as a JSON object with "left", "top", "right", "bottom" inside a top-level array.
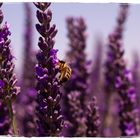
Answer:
[{"left": 59, "top": 73, "right": 64, "bottom": 82}]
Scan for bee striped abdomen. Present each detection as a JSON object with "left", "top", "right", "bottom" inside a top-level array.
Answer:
[{"left": 58, "top": 60, "right": 72, "bottom": 83}]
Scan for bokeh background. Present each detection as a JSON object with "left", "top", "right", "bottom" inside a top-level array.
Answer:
[{"left": 1, "top": 2, "right": 140, "bottom": 77}]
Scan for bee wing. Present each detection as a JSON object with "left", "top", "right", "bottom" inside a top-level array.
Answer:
[{"left": 64, "top": 59, "right": 74, "bottom": 66}]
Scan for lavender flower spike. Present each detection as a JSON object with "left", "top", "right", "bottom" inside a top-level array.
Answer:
[
  {"left": 106, "top": 4, "right": 139, "bottom": 136},
  {"left": 22, "top": 3, "right": 35, "bottom": 90},
  {"left": 0, "top": 3, "right": 20, "bottom": 135},
  {"left": 105, "top": 4, "right": 129, "bottom": 95},
  {"left": 34, "top": 2, "right": 64, "bottom": 136},
  {"left": 16, "top": 3, "right": 37, "bottom": 136},
  {"left": 62, "top": 17, "right": 89, "bottom": 137},
  {"left": 103, "top": 4, "right": 129, "bottom": 136},
  {"left": 0, "top": 4, "right": 10, "bottom": 135}
]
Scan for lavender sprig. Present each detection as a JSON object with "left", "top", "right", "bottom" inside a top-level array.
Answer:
[
  {"left": 62, "top": 17, "right": 96, "bottom": 137},
  {"left": 105, "top": 4, "right": 129, "bottom": 95},
  {"left": 0, "top": 3, "right": 10, "bottom": 135},
  {"left": 65, "top": 17, "right": 89, "bottom": 111},
  {"left": 62, "top": 17, "right": 88, "bottom": 136},
  {"left": 34, "top": 2, "right": 63, "bottom": 136},
  {"left": 0, "top": 3, "right": 20, "bottom": 135},
  {"left": 102, "top": 4, "right": 129, "bottom": 136},
  {"left": 16, "top": 3, "right": 37, "bottom": 136},
  {"left": 22, "top": 3, "right": 36, "bottom": 89},
  {"left": 105, "top": 4, "right": 139, "bottom": 136}
]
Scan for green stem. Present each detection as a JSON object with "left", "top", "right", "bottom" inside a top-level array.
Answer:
[{"left": 7, "top": 99, "right": 18, "bottom": 136}]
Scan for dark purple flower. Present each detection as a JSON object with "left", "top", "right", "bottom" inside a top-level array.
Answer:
[
  {"left": 34, "top": 2, "right": 64, "bottom": 136},
  {"left": 62, "top": 17, "right": 99, "bottom": 137},
  {"left": 15, "top": 3, "right": 37, "bottom": 136},
  {"left": 35, "top": 65, "right": 48, "bottom": 77},
  {"left": 0, "top": 3, "right": 20, "bottom": 136},
  {"left": 0, "top": 80, "right": 4, "bottom": 89},
  {"left": 102, "top": 4, "right": 129, "bottom": 136},
  {"left": 104, "top": 4, "right": 139, "bottom": 136}
]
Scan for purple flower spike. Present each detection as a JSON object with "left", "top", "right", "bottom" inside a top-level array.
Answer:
[
  {"left": 62, "top": 17, "right": 88, "bottom": 137},
  {"left": 104, "top": 4, "right": 129, "bottom": 95},
  {"left": 104, "top": 4, "right": 139, "bottom": 136},
  {"left": 34, "top": 2, "right": 64, "bottom": 136},
  {"left": 0, "top": 4, "right": 20, "bottom": 135},
  {"left": 15, "top": 3, "right": 37, "bottom": 137},
  {"left": 62, "top": 17, "right": 100, "bottom": 137}
]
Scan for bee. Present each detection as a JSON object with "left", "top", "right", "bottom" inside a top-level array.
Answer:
[{"left": 57, "top": 60, "right": 72, "bottom": 83}]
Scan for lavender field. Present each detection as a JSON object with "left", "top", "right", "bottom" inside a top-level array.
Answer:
[{"left": 0, "top": 2, "right": 140, "bottom": 137}]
